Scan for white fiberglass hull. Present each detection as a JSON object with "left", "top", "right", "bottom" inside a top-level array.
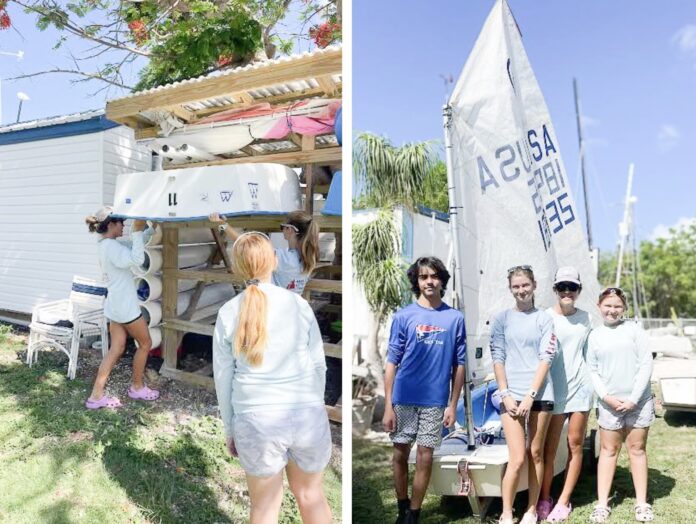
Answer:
[
  {"left": 660, "top": 377, "right": 696, "bottom": 412},
  {"left": 113, "top": 164, "right": 301, "bottom": 221}
]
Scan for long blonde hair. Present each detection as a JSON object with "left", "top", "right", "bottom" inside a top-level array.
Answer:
[
  {"left": 231, "top": 233, "right": 276, "bottom": 366},
  {"left": 286, "top": 210, "right": 320, "bottom": 274}
]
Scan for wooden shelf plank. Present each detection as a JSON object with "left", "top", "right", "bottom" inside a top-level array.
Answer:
[{"left": 162, "top": 146, "right": 341, "bottom": 169}]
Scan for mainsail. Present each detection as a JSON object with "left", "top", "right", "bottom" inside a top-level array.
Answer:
[{"left": 445, "top": 0, "right": 601, "bottom": 385}]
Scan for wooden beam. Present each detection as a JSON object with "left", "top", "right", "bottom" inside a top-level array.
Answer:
[
  {"left": 305, "top": 279, "right": 342, "bottom": 294},
  {"left": 316, "top": 75, "right": 338, "bottom": 96},
  {"left": 323, "top": 343, "right": 342, "bottom": 359},
  {"left": 160, "top": 366, "right": 215, "bottom": 390},
  {"left": 161, "top": 226, "right": 180, "bottom": 370},
  {"left": 164, "top": 104, "right": 196, "bottom": 123},
  {"left": 135, "top": 127, "right": 160, "bottom": 140},
  {"left": 160, "top": 214, "right": 341, "bottom": 232},
  {"left": 163, "top": 146, "right": 341, "bottom": 169},
  {"left": 302, "top": 135, "right": 316, "bottom": 151},
  {"left": 326, "top": 404, "right": 342, "bottom": 423},
  {"left": 106, "top": 47, "right": 342, "bottom": 121},
  {"left": 237, "top": 92, "right": 255, "bottom": 104},
  {"left": 165, "top": 318, "right": 214, "bottom": 336}
]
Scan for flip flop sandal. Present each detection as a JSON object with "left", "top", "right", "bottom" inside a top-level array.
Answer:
[
  {"left": 85, "top": 395, "right": 122, "bottom": 410},
  {"left": 128, "top": 384, "right": 160, "bottom": 401},
  {"left": 590, "top": 505, "right": 611, "bottom": 523},
  {"left": 634, "top": 504, "right": 654, "bottom": 522},
  {"left": 457, "top": 458, "right": 471, "bottom": 496}
]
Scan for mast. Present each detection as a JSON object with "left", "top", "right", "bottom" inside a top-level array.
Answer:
[
  {"left": 443, "top": 103, "right": 476, "bottom": 450},
  {"left": 615, "top": 164, "right": 634, "bottom": 288},
  {"left": 574, "top": 78, "right": 593, "bottom": 249}
]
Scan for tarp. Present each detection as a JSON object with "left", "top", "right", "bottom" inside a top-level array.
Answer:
[{"left": 447, "top": 0, "right": 600, "bottom": 382}]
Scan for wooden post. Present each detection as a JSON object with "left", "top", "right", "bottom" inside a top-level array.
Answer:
[{"left": 161, "top": 225, "right": 180, "bottom": 371}]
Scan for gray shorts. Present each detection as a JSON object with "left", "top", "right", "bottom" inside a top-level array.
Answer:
[
  {"left": 390, "top": 404, "right": 445, "bottom": 449},
  {"left": 597, "top": 397, "right": 655, "bottom": 431},
  {"left": 232, "top": 405, "right": 332, "bottom": 477}
]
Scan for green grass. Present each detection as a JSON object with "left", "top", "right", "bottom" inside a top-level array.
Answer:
[
  {"left": 353, "top": 399, "right": 696, "bottom": 523},
  {"left": 0, "top": 325, "right": 341, "bottom": 523}
]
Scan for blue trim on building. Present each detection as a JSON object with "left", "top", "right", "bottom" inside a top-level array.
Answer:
[
  {"left": 0, "top": 115, "right": 120, "bottom": 146},
  {"left": 417, "top": 205, "right": 449, "bottom": 223}
]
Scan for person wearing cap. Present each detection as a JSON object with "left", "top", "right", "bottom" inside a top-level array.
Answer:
[
  {"left": 84, "top": 207, "right": 159, "bottom": 409},
  {"left": 209, "top": 210, "right": 320, "bottom": 295},
  {"left": 213, "top": 232, "right": 332, "bottom": 524},
  {"left": 537, "top": 267, "right": 593, "bottom": 522}
]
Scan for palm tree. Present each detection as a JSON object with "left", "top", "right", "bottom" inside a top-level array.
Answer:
[{"left": 352, "top": 132, "right": 441, "bottom": 390}]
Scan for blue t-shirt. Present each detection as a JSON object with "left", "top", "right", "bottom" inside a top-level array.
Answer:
[{"left": 387, "top": 302, "right": 467, "bottom": 408}]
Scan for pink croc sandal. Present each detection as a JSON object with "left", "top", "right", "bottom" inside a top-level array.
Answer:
[
  {"left": 128, "top": 384, "right": 160, "bottom": 401},
  {"left": 547, "top": 502, "right": 572, "bottom": 522},
  {"left": 85, "top": 395, "right": 122, "bottom": 410},
  {"left": 536, "top": 497, "right": 553, "bottom": 520}
]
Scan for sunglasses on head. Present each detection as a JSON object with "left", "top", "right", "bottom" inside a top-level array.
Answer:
[
  {"left": 507, "top": 264, "right": 533, "bottom": 275},
  {"left": 601, "top": 287, "right": 625, "bottom": 297},
  {"left": 555, "top": 282, "right": 580, "bottom": 293}
]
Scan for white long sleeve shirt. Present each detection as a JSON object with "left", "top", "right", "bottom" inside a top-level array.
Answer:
[
  {"left": 586, "top": 321, "right": 653, "bottom": 405},
  {"left": 213, "top": 282, "right": 327, "bottom": 437},
  {"left": 98, "top": 228, "right": 153, "bottom": 323}
]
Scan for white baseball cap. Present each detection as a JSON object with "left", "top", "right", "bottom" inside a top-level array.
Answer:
[{"left": 554, "top": 266, "right": 581, "bottom": 286}]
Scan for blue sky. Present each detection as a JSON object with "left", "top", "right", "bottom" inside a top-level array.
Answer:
[{"left": 354, "top": 0, "right": 696, "bottom": 253}]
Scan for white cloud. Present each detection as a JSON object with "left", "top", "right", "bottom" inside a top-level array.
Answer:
[
  {"left": 649, "top": 217, "right": 696, "bottom": 241},
  {"left": 672, "top": 25, "right": 696, "bottom": 54},
  {"left": 657, "top": 124, "right": 680, "bottom": 153},
  {"left": 581, "top": 114, "right": 600, "bottom": 128}
]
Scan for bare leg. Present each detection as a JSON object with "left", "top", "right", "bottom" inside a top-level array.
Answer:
[
  {"left": 246, "top": 471, "right": 284, "bottom": 524},
  {"left": 625, "top": 427, "right": 650, "bottom": 505},
  {"left": 124, "top": 317, "right": 152, "bottom": 390},
  {"left": 500, "top": 412, "right": 526, "bottom": 519},
  {"left": 410, "top": 445, "right": 434, "bottom": 510},
  {"left": 527, "top": 411, "right": 552, "bottom": 513},
  {"left": 541, "top": 413, "right": 566, "bottom": 501},
  {"left": 597, "top": 428, "right": 624, "bottom": 507},
  {"left": 89, "top": 321, "right": 127, "bottom": 400},
  {"left": 286, "top": 460, "right": 332, "bottom": 524},
  {"left": 557, "top": 411, "right": 589, "bottom": 506},
  {"left": 392, "top": 443, "right": 412, "bottom": 501}
]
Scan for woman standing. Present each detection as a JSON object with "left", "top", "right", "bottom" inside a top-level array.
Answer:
[
  {"left": 537, "top": 267, "right": 593, "bottom": 522},
  {"left": 213, "top": 232, "right": 332, "bottom": 524},
  {"left": 210, "top": 210, "right": 320, "bottom": 295},
  {"left": 84, "top": 207, "right": 159, "bottom": 409},
  {"left": 587, "top": 288, "right": 654, "bottom": 523},
  {"left": 491, "top": 265, "right": 557, "bottom": 524}
]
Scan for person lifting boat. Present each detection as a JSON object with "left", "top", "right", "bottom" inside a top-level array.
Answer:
[
  {"left": 83, "top": 207, "right": 160, "bottom": 409},
  {"left": 209, "top": 210, "right": 319, "bottom": 295}
]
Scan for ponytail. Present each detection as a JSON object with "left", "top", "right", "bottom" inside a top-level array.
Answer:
[
  {"left": 231, "top": 233, "right": 276, "bottom": 366},
  {"left": 85, "top": 215, "right": 109, "bottom": 234},
  {"left": 286, "top": 210, "right": 320, "bottom": 275}
]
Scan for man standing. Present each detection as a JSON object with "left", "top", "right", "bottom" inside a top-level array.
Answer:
[{"left": 383, "top": 256, "right": 467, "bottom": 524}]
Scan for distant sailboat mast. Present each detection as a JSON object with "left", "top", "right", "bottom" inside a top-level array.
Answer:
[{"left": 574, "top": 78, "right": 593, "bottom": 250}]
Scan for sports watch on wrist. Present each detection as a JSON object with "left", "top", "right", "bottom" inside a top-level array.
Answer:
[
  {"left": 528, "top": 389, "right": 538, "bottom": 399},
  {"left": 217, "top": 223, "right": 228, "bottom": 233}
]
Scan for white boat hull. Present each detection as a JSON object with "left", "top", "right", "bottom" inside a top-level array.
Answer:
[
  {"left": 113, "top": 164, "right": 301, "bottom": 221},
  {"left": 660, "top": 377, "right": 696, "bottom": 412}
]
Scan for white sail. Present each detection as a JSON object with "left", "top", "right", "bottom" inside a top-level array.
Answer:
[{"left": 446, "top": 0, "right": 600, "bottom": 383}]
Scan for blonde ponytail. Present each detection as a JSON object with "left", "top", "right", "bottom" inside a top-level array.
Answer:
[{"left": 231, "top": 233, "right": 276, "bottom": 366}]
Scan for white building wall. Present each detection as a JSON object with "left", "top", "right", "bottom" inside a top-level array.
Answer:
[{"left": 0, "top": 126, "right": 151, "bottom": 316}]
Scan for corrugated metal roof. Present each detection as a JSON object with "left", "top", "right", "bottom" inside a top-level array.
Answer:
[
  {"left": 0, "top": 109, "right": 106, "bottom": 134},
  {"left": 107, "top": 45, "right": 342, "bottom": 108}
]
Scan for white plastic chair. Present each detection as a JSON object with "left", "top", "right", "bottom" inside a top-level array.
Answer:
[{"left": 27, "top": 276, "right": 109, "bottom": 379}]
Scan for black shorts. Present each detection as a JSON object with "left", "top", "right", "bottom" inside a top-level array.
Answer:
[
  {"left": 500, "top": 399, "right": 554, "bottom": 414},
  {"left": 108, "top": 314, "right": 143, "bottom": 326}
]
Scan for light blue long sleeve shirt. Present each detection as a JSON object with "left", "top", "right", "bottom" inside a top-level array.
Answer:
[
  {"left": 586, "top": 321, "right": 653, "bottom": 405},
  {"left": 490, "top": 308, "right": 557, "bottom": 402},
  {"left": 212, "top": 283, "right": 326, "bottom": 437}
]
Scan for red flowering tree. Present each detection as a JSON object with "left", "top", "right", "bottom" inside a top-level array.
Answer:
[{"left": 7, "top": 0, "right": 341, "bottom": 92}]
